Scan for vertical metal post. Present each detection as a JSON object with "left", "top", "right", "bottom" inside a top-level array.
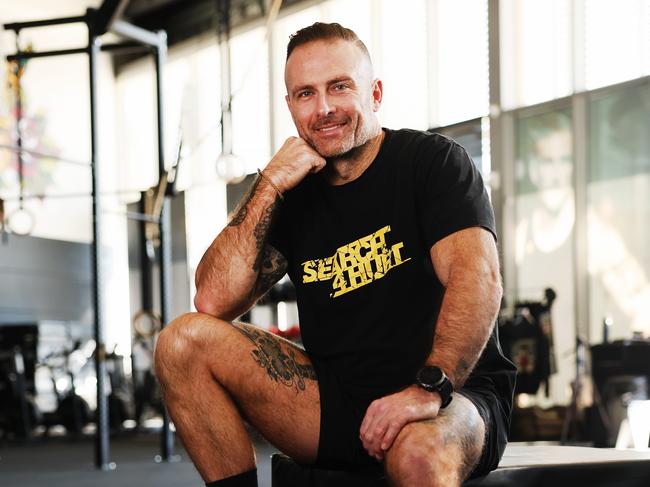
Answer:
[
  {"left": 571, "top": 0, "right": 589, "bottom": 343},
  {"left": 139, "top": 194, "right": 155, "bottom": 312},
  {"left": 487, "top": 0, "right": 516, "bottom": 300},
  {"left": 134, "top": 192, "right": 155, "bottom": 413},
  {"left": 572, "top": 93, "right": 589, "bottom": 342},
  {"left": 153, "top": 30, "right": 175, "bottom": 461},
  {"left": 88, "top": 25, "right": 111, "bottom": 470},
  {"left": 218, "top": 0, "right": 233, "bottom": 156},
  {"left": 426, "top": 0, "right": 440, "bottom": 129},
  {"left": 267, "top": 4, "right": 276, "bottom": 155}
]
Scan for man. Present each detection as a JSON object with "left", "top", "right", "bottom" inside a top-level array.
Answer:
[{"left": 155, "top": 22, "right": 516, "bottom": 487}]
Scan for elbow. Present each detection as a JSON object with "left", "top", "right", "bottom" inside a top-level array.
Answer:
[
  {"left": 193, "top": 288, "right": 242, "bottom": 321},
  {"left": 193, "top": 290, "right": 217, "bottom": 316}
]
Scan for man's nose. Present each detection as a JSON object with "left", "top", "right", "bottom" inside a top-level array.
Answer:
[{"left": 316, "top": 93, "right": 335, "bottom": 116}]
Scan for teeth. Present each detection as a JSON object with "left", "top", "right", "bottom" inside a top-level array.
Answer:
[{"left": 319, "top": 123, "right": 343, "bottom": 132}]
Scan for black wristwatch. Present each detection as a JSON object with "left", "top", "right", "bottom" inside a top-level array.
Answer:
[{"left": 415, "top": 365, "right": 454, "bottom": 409}]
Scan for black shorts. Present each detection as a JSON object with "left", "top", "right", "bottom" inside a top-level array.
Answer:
[{"left": 312, "top": 359, "right": 510, "bottom": 479}]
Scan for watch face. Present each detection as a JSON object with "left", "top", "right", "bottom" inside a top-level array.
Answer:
[{"left": 418, "top": 366, "right": 444, "bottom": 387}]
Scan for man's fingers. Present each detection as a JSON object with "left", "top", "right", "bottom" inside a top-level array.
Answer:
[
  {"left": 360, "top": 399, "right": 383, "bottom": 436},
  {"left": 309, "top": 159, "right": 326, "bottom": 173},
  {"left": 359, "top": 408, "right": 373, "bottom": 437},
  {"left": 361, "top": 402, "right": 394, "bottom": 458},
  {"left": 380, "top": 420, "right": 404, "bottom": 451},
  {"left": 366, "top": 418, "right": 389, "bottom": 454},
  {"left": 360, "top": 401, "right": 385, "bottom": 441}
]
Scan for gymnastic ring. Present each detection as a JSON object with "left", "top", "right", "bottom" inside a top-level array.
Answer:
[
  {"left": 6, "top": 207, "right": 35, "bottom": 236},
  {"left": 133, "top": 309, "right": 162, "bottom": 339}
]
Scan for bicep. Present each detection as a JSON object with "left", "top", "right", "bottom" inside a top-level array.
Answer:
[
  {"left": 251, "top": 244, "right": 288, "bottom": 300},
  {"left": 429, "top": 227, "right": 499, "bottom": 288}
]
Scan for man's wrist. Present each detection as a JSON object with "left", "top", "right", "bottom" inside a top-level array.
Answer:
[
  {"left": 257, "top": 169, "right": 284, "bottom": 201},
  {"left": 415, "top": 365, "right": 454, "bottom": 408}
]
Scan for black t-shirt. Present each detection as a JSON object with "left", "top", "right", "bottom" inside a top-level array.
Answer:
[{"left": 269, "top": 128, "right": 516, "bottom": 405}]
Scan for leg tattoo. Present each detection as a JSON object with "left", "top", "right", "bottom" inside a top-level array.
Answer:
[{"left": 234, "top": 324, "right": 317, "bottom": 392}]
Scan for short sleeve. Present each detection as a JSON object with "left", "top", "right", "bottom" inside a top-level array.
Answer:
[{"left": 415, "top": 138, "right": 496, "bottom": 249}]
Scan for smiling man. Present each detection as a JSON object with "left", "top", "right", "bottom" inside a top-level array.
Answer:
[{"left": 155, "top": 22, "right": 516, "bottom": 487}]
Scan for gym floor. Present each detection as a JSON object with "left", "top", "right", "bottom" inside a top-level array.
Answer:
[{"left": 0, "top": 430, "right": 279, "bottom": 487}]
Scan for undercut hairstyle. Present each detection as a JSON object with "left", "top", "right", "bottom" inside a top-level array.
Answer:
[{"left": 286, "top": 22, "right": 371, "bottom": 61}]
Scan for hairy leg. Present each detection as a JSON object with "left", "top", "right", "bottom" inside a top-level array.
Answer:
[
  {"left": 384, "top": 394, "right": 485, "bottom": 487},
  {"left": 155, "top": 312, "right": 321, "bottom": 482}
]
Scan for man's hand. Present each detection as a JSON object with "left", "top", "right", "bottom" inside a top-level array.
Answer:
[
  {"left": 359, "top": 385, "right": 442, "bottom": 462},
  {"left": 264, "top": 137, "right": 326, "bottom": 193}
]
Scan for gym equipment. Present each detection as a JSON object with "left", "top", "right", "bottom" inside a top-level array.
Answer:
[
  {"left": 38, "top": 341, "right": 93, "bottom": 435},
  {"left": 3, "top": 0, "right": 173, "bottom": 468},
  {"left": 590, "top": 339, "right": 650, "bottom": 447},
  {"left": 0, "top": 325, "right": 41, "bottom": 439},
  {"left": 105, "top": 346, "right": 134, "bottom": 432},
  {"left": 499, "top": 288, "right": 557, "bottom": 396}
]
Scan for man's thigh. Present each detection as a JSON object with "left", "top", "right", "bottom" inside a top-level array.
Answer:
[{"left": 188, "top": 314, "right": 322, "bottom": 464}]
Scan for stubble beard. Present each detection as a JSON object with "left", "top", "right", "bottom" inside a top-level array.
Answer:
[{"left": 307, "top": 119, "right": 377, "bottom": 162}]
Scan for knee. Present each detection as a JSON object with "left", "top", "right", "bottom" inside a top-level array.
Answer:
[
  {"left": 385, "top": 424, "right": 458, "bottom": 487},
  {"left": 154, "top": 312, "right": 225, "bottom": 383}
]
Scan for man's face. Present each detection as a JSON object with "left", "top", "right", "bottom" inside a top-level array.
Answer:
[
  {"left": 284, "top": 39, "right": 382, "bottom": 158},
  {"left": 530, "top": 129, "right": 573, "bottom": 210}
]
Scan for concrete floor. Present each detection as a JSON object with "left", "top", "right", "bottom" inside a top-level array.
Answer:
[{"left": 0, "top": 431, "right": 279, "bottom": 487}]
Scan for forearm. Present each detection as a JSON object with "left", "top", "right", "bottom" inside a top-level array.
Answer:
[
  {"left": 193, "top": 176, "right": 282, "bottom": 319},
  {"left": 427, "top": 260, "right": 502, "bottom": 388}
]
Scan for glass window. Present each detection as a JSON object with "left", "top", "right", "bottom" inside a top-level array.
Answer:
[
  {"left": 117, "top": 60, "right": 157, "bottom": 193},
  {"left": 1, "top": 48, "right": 93, "bottom": 242},
  {"left": 587, "top": 82, "right": 650, "bottom": 339},
  {"left": 514, "top": 107, "right": 575, "bottom": 403},
  {"left": 434, "top": 0, "right": 490, "bottom": 126},
  {"left": 321, "top": 0, "right": 373, "bottom": 49},
  {"left": 584, "top": 0, "right": 649, "bottom": 90},
  {"left": 376, "top": 0, "right": 428, "bottom": 130},
  {"left": 168, "top": 41, "right": 222, "bottom": 193},
  {"left": 230, "top": 26, "right": 271, "bottom": 172},
  {"left": 500, "top": 0, "right": 572, "bottom": 109}
]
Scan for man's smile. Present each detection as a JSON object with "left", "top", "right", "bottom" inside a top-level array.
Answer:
[{"left": 313, "top": 119, "right": 350, "bottom": 137}]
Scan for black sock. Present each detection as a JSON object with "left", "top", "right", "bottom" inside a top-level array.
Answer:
[{"left": 205, "top": 468, "right": 258, "bottom": 487}]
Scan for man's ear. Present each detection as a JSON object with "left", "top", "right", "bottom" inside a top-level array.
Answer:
[{"left": 372, "top": 79, "right": 383, "bottom": 111}]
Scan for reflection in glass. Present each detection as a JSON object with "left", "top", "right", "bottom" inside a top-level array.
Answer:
[
  {"left": 514, "top": 108, "right": 575, "bottom": 404},
  {"left": 587, "top": 82, "right": 650, "bottom": 339},
  {"left": 500, "top": 0, "right": 572, "bottom": 110}
]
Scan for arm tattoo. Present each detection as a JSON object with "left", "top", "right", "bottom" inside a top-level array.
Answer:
[
  {"left": 252, "top": 245, "right": 287, "bottom": 297},
  {"left": 227, "top": 176, "right": 261, "bottom": 227},
  {"left": 252, "top": 199, "right": 279, "bottom": 273},
  {"left": 233, "top": 323, "right": 317, "bottom": 393}
]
